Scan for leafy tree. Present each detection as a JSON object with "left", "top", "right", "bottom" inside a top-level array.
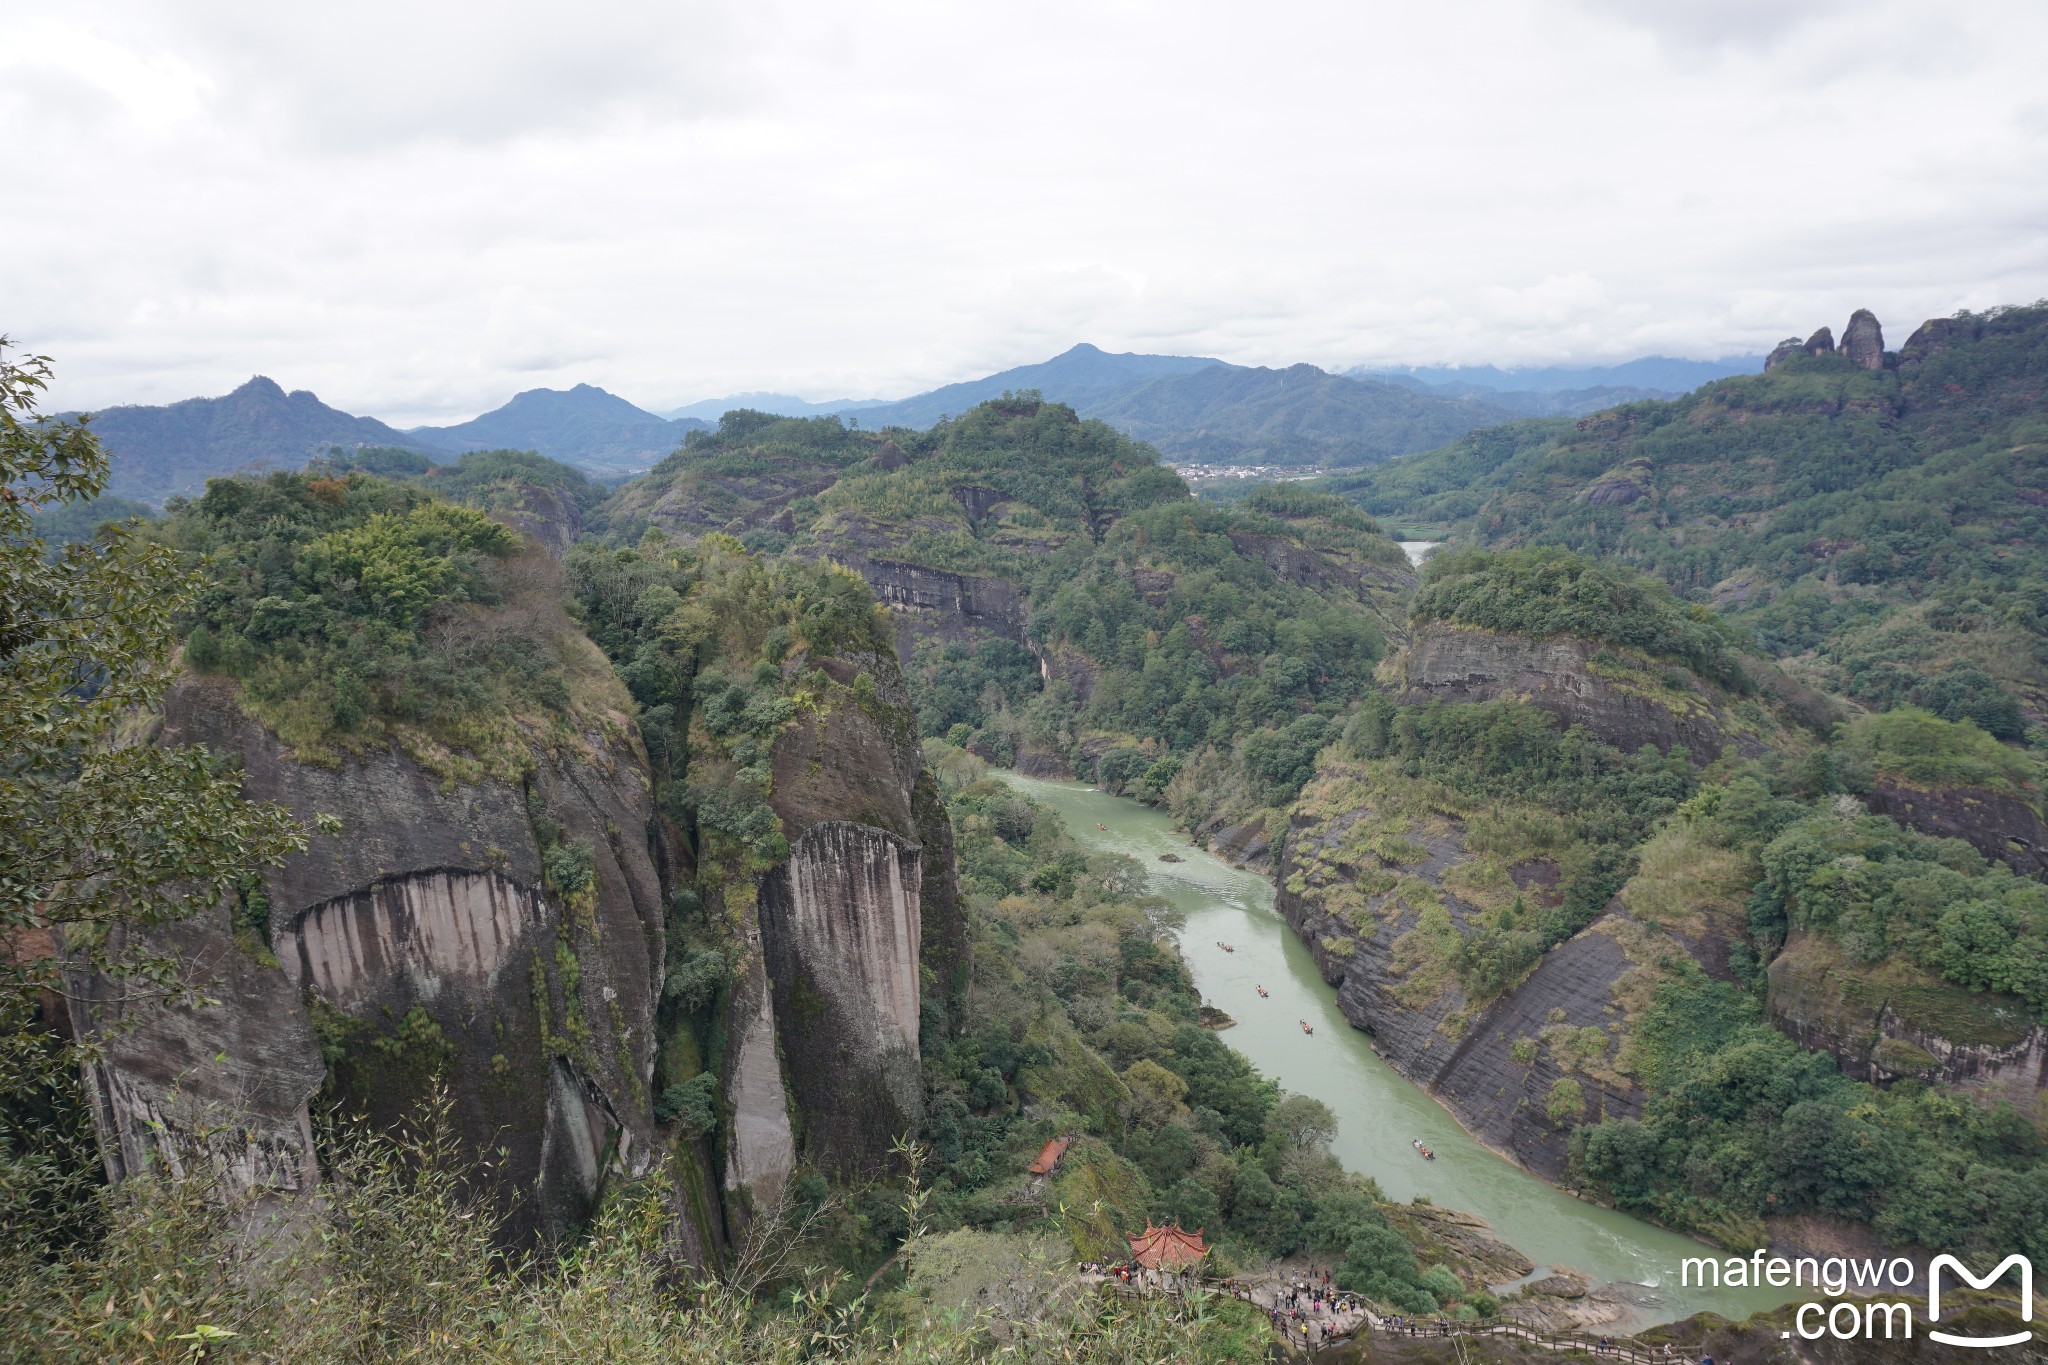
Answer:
[{"left": 1, "top": 341, "right": 305, "bottom": 1254}]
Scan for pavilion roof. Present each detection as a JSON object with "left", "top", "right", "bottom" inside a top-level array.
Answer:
[
  {"left": 1127, "top": 1222, "right": 1207, "bottom": 1270},
  {"left": 1027, "top": 1137, "right": 1072, "bottom": 1177}
]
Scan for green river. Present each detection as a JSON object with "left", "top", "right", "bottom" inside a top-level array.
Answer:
[{"left": 997, "top": 771, "right": 1796, "bottom": 1330}]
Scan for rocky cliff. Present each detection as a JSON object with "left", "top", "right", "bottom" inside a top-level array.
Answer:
[
  {"left": 1863, "top": 777, "right": 2048, "bottom": 879},
  {"left": 73, "top": 671, "right": 678, "bottom": 1250},
  {"left": 1767, "top": 933, "right": 2046, "bottom": 1111},
  {"left": 73, "top": 594, "right": 966, "bottom": 1264},
  {"left": 1396, "top": 621, "right": 1765, "bottom": 761},
  {"left": 1272, "top": 779, "right": 1653, "bottom": 1181}
]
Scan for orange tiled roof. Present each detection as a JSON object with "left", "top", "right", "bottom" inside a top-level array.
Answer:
[
  {"left": 1028, "top": 1136, "right": 1071, "bottom": 1176},
  {"left": 1127, "top": 1221, "right": 1207, "bottom": 1270}
]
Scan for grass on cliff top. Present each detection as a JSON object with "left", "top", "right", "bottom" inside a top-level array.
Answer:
[
  {"left": 1838, "top": 706, "right": 2040, "bottom": 798},
  {"left": 166, "top": 470, "right": 631, "bottom": 782}
]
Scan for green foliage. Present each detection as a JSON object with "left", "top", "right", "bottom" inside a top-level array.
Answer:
[
  {"left": 1336, "top": 1222, "right": 1439, "bottom": 1315},
  {"left": 1027, "top": 500, "right": 1386, "bottom": 760},
  {"left": 1753, "top": 808, "right": 2048, "bottom": 1013},
  {"left": 1414, "top": 545, "right": 1745, "bottom": 687},
  {"left": 161, "top": 469, "right": 579, "bottom": 775},
  {"left": 1570, "top": 968, "right": 2048, "bottom": 1260},
  {"left": 923, "top": 772, "right": 1420, "bottom": 1277},
  {"left": 1332, "top": 305, "right": 2048, "bottom": 732},
  {"left": 653, "top": 1072, "right": 719, "bottom": 1137},
  {"left": 1, "top": 340, "right": 307, "bottom": 1268},
  {"left": 616, "top": 397, "right": 1401, "bottom": 829},
  {"left": 1838, "top": 707, "right": 2040, "bottom": 797},
  {"left": 28, "top": 494, "right": 156, "bottom": 546},
  {"left": 1342, "top": 695, "right": 1695, "bottom": 952}
]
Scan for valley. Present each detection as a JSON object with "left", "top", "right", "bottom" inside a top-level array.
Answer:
[
  {"left": 999, "top": 770, "right": 1797, "bottom": 1330},
  {"left": 7, "top": 300, "right": 2047, "bottom": 1361}
]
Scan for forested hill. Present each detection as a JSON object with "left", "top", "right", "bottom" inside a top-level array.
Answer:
[
  {"left": 599, "top": 397, "right": 1415, "bottom": 834},
  {"left": 1326, "top": 304, "right": 2048, "bottom": 729},
  {"left": 1089, "top": 363, "right": 1512, "bottom": 468}
]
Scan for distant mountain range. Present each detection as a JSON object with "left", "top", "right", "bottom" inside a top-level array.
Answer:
[
  {"left": 406, "top": 384, "right": 706, "bottom": 473},
  {"left": 664, "top": 392, "right": 891, "bottom": 422},
  {"left": 76, "top": 345, "right": 1770, "bottom": 504},
  {"left": 1349, "top": 355, "right": 1764, "bottom": 418},
  {"left": 1357, "top": 355, "right": 1764, "bottom": 394},
  {"left": 842, "top": 343, "right": 1225, "bottom": 429},
  {"left": 82, "top": 377, "right": 431, "bottom": 502}
]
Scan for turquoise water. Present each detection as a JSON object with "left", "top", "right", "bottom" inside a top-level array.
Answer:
[{"left": 997, "top": 771, "right": 1797, "bottom": 1329}]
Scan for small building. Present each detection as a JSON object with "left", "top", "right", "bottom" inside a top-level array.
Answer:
[
  {"left": 1127, "top": 1221, "right": 1207, "bottom": 1272},
  {"left": 1027, "top": 1136, "right": 1072, "bottom": 1177}
]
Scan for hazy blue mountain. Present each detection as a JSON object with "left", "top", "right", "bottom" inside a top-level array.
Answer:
[
  {"left": 409, "top": 384, "right": 707, "bottom": 475},
  {"left": 78, "top": 376, "right": 436, "bottom": 503},
  {"left": 851, "top": 342, "right": 1228, "bottom": 429},
  {"left": 664, "top": 392, "right": 891, "bottom": 422},
  {"left": 1373, "top": 374, "right": 1677, "bottom": 417},
  {"left": 1091, "top": 364, "right": 1516, "bottom": 468},
  {"left": 1354, "top": 354, "right": 1764, "bottom": 394}
]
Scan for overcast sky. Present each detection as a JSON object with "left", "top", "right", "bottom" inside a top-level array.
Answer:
[{"left": 7, "top": 0, "right": 2047, "bottom": 424}]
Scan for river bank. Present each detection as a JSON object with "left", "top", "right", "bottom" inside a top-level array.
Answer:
[{"left": 995, "top": 771, "right": 1800, "bottom": 1330}]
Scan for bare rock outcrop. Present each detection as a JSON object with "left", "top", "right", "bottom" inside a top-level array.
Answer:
[
  {"left": 828, "top": 548, "right": 1027, "bottom": 659},
  {"left": 1273, "top": 797, "right": 1647, "bottom": 1182},
  {"left": 1840, "top": 309, "right": 1886, "bottom": 370},
  {"left": 758, "top": 822, "right": 923, "bottom": 1178},
  {"left": 1399, "top": 621, "right": 1754, "bottom": 761},
  {"left": 71, "top": 675, "right": 675, "bottom": 1250},
  {"left": 717, "top": 648, "right": 966, "bottom": 1202},
  {"left": 1863, "top": 778, "right": 2048, "bottom": 879}
]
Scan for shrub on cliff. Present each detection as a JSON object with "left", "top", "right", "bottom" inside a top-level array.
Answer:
[
  {"left": 164, "top": 469, "right": 599, "bottom": 777},
  {"left": 1837, "top": 706, "right": 2039, "bottom": 798},
  {"left": 1752, "top": 806, "right": 2048, "bottom": 1013}
]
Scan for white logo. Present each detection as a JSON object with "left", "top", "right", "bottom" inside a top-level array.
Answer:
[{"left": 1928, "top": 1254, "right": 2032, "bottom": 1349}]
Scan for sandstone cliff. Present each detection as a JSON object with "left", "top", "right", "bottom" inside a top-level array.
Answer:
[
  {"left": 1863, "top": 777, "right": 2048, "bottom": 879},
  {"left": 73, "top": 671, "right": 679, "bottom": 1250},
  {"left": 73, "top": 588, "right": 967, "bottom": 1266},
  {"left": 1767, "top": 933, "right": 2046, "bottom": 1112},
  {"left": 1395, "top": 621, "right": 1767, "bottom": 761},
  {"left": 1272, "top": 777, "right": 1653, "bottom": 1181}
]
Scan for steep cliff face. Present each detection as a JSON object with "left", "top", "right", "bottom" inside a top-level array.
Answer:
[
  {"left": 1863, "top": 778, "right": 2048, "bottom": 879},
  {"left": 717, "top": 648, "right": 967, "bottom": 1204},
  {"left": 1398, "top": 622, "right": 1765, "bottom": 760},
  {"left": 823, "top": 547, "right": 1027, "bottom": 659},
  {"left": 1767, "top": 934, "right": 2046, "bottom": 1111},
  {"left": 72, "top": 672, "right": 679, "bottom": 1251},
  {"left": 1272, "top": 797, "right": 1650, "bottom": 1180},
  {"left": 757, "top": 822, "right": 923, "bottom": 1177}
]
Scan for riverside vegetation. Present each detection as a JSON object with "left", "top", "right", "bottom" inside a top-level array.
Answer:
[{"left": 5, "top": 302, "right": 2048, "bottom": 1359}]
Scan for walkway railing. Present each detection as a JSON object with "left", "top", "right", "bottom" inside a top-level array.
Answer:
[
  {"left": 1094, "top": 1275, "right": 1673, "bottom": 1363},
  {"left": 1370, "top": 1318, "right": 1669, "bottom": 1363}
]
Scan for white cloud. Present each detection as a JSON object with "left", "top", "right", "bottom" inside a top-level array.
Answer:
[{"left": 5, "top": 0, "right": 2046, "bottom": 423}]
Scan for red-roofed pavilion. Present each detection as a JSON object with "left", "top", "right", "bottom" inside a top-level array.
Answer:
[{"left": 1127, "top": 1222, "right": 1207, "bottom": 1271}]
